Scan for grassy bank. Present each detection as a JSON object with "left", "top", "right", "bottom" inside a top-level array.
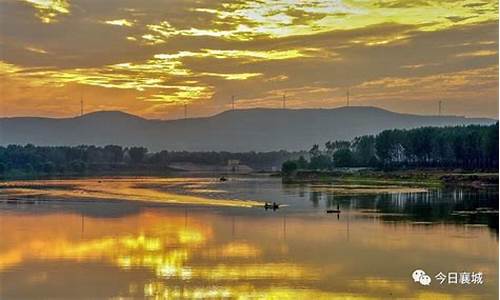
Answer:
[{"left": 282, "top": 169, "right": 499, "bottom": 188}]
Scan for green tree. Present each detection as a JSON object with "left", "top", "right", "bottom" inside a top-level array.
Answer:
[
  {"left": 296, "top": 156, "right": 309, "bottom": 169},
  {"left": 42, "top": 162, "right": 56, "bottom": 173},
  {"left": 104, "top": 145, "right": 123, "bottom": 163},
  {"left": 282, "top": 160, "right": 298, "bottom": 174},
  {"left": 352, "top": 135, "right": 375, "bottom": 165},
  {"left": 333, "top": 148, "right": 353, "bottom": 167},
  {"left": 309, "top": 154, "right": 332, "bottom": 170},
  {"left": 309, "top": 144, "right": 321, "bottom": 157},
  {"left": 70, "top": 160, "right": 86, "bottom": 173},
  {"left": 128, "top": 147, "right": 148, "bottom": 164}
]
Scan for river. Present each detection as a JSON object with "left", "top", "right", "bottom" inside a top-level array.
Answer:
[{"left": 0, "top": 176, "right": 497, "bottom": 299}]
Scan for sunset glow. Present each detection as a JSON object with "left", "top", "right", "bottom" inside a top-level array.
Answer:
[{"left": 1, "top": 0, "right": 498, "bottom": 118}]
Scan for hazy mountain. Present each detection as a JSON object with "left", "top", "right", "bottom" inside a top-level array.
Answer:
[{"left": 0, "top": 107, "right": 496, "bottom": 152}]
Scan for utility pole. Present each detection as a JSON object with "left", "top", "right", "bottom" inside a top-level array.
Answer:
[
  {"left": 184, "top": 103, "right": 187, "bottom": 119},
  {"left": 438, "top": 100, "right": 442, "bottom": 116},
  {"left": 346, "top": 88, "right": 350, "bottom": 107},
  {"left": 231, "top": 95, "right": 235, "bottom": 111},
  {"left": 282, "top": 93, "right": 286, "bottom": 109}
]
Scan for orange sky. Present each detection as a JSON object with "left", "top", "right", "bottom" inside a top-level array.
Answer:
[{"left": 0, "top": 0, "right": 498, "bottom": 119}]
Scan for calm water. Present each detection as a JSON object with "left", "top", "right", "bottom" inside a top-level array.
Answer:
[{"left": 0, "top": 176, "right": 498, "bottom": 299}]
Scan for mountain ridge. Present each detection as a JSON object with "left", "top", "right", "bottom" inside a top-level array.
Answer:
[{"left": 1, "top": 107, "right": 496, "bottom": 152}]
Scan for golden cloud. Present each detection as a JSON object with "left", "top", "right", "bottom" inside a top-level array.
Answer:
[
  {"left": 23, "top": 0, "right": 70, "bottom": 23},
  {"left": 137, "top": 0, "right": 498, "bottom": 43},
  {"left": 104, "top": 19, "right": 135, "bottom": 27},
  {"left": 0, "top": 47, "right": 310, "bottom": 105}
]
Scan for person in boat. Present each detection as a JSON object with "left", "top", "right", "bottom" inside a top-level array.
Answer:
[
  {"left": 264, "top": 202, "right": 280, "bottom": 210},
  {"left": 327, "top": 203, "right": 341, "bottom": 213}
]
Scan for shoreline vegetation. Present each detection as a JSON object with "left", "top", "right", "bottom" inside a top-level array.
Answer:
[
  {"left": 0, "top": 124, "right": 497, "bottom": 188},
  {"left": 0, "top": 145, "right": 302, "bottom": 179},
  {"left": 282, "top": 123, "right": 499, "bottom": 187},
  {"left": 282, "top": 169, "right": 499, "bottom": 188}
]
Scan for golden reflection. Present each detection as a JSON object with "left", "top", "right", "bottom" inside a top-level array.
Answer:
[
  {"left": 0, "top": 202, "right": 496, "bottom": 299},
  {"left": 310, "top": 184, "right": 427, "bottom": 194},
  {"left": 350, "top": 278, "right": 408, "bottom": 294},
  {"left": 178, "top": 229, "right": 206, "bottom": 244},
  {"left": 0, "top": 178, "right": 497, "bottom": 299},
  {"left": 192, "top": 263, "right": 315, "bottom": 280},
  {"left": 0, "top": 178, "right": 263, "bottom": 207},
  {"left": 205, "top": 241, "right": 262, "bottom": 258},
  {"left": 0, "top": 211, "right": 211, "bottom": 273},
  {"left": 0, "top": 209, "right": 316, "bottom": 294},
  {"left": 142, "top": 282, "right": 381, "bottom": 299},
  {"left": 455, "top": 50, "right": 498, "bottom": 58}
]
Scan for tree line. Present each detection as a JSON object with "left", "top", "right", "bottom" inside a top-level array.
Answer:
[
  {"left": 0, "top": 144, "right": 300, "bottom": 176},
  {"left": 282, "top": 123, "right": 499, "bottom": 173}
]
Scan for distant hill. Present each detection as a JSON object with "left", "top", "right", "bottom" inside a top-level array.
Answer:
[{"left": 0, "top": 107, "right": 496, "bottom": 152}]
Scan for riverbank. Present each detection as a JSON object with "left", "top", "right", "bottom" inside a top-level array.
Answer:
[
  {"left": 282, "top": 169, "right": 499, "bottom": 188},
  {"left": 2, "top": 168, "right": 498, "bottom": 188}
]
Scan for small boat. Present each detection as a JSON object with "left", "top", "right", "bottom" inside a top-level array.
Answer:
[
  {"left": 327, "top": 204, "right": 341, "bottom": 214},
  {"left": 219, "top": 177, "right": 227, "bottom": 182},
  {"left": 264, "top": 202, "right": 280, "bottom": 210}
]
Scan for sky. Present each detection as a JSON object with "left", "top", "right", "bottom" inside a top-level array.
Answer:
[{"left": 0, "top": 0, "right": 498, "bottom": 119}]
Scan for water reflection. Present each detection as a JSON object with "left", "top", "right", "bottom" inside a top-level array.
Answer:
[
  {"left": 0, "top": 177, "right": 498, "bottom": 299},
  {"left": 329, "top": 188, "right": 499, "bottom": 235},
  {"left": 0, "top": 208, "right": 319, "bottom": 298},
  {"left": 0, "top": 178, "right": 262, "bottom": 207}
]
